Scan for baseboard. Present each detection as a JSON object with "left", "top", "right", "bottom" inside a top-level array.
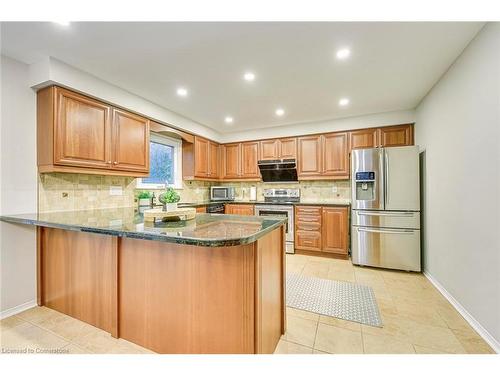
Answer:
[
  {"left": 0, "top": 300, "right": 37, "bottom": 320},
  {"left": 424, "top": 271, "right": 500, "bottom": 354}
]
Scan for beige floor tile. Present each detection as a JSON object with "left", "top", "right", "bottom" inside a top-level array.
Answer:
[
  {"left": 362, "top": 333, "right": 415, "bottom": 354},
  {"left": 107, "top": 339, "right": 155, "bottom": 354},
  {"left": 282, "top": 315, "right": 318, "bottom": 348},
  {"left": 62, "top": 343, "right": 90, "bottom": 354},
  {"left": 72, "top": 329, "right": 122, "bottom": 354},
  {"left": 395, "top": 302, "right": 448, "bottom": 328},
  {"left": 314, "top": 323, "right": 363, "bottom": 354},
  {"left": 302, "top": 262, "right": 329, "bottom": 279},
  {"left": 0, "top": 315, "right": 25, "bottom": 332},
  {"left": 30, "top": 312, "right": 100, "bottom": 342},
  {"left": 0, "top": 322, "right": 69, "bottom": 352},
  {"left": 451, "top": 328, "right": 494, "bottom": 354},
  {"left": 326, "top": 268, "right": 356, "bottom": 283},
  {"left": 274, "top": 339, "right": 313, "bottom": 354},
  {"left": 312, "top": 349, "right": 331, "bottom": 354},
  {"left": 287, "top": 262, "right": 306, "bottom": 274},
  {"left": 16, "top": 306, "right": 65, "bottom": 324},
  {"left": 413, "top": 345, "right": 453, "bottom": 354},
  {"left": 401, "top": 320, "right": 467, "bottom": 354},
  {"left": 361, "top": 315, "right": 412, "bottom": 343},
  {"left": 435, "top": 305, "right": 473, "bottom": 331},
  {"left": 287, "top": 307, "right": 319, "bottom": 322},
  {"left": 319, "top": 315, "right": 361, "bottom": 332}
]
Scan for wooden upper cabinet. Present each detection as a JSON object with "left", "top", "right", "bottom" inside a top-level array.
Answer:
[
  {"left": 322, "top": 132, "right": 349, "bottom": 178},
  {"left": 54, "top": 87, "right": 112, "bottom": 169},
  {"left": 38, "top": 86, "right": 150, "bottom": 177},
  {"left": 349, "top": 128, "right": 378, "bottom": 150},
  {"left": 297, "top": 135, "right": 322, "bottom": 177},
  {"left": 379, "top": 124, "right": 413, "bottom": 147},
  {"left": 222, "top": 143, "right": 241, "bottom": 179},
  {"left": 259, "top": 137, "right": 297, "bottom": 160},
  {"left": 112, "top": 108, "right": 149, "bottom": 173},
  {"left": 240, "top": 141, "right": 260, "bottom": 178},
  {"left": 321, "top": 207, "right": 348, "bottom": 255},
  {"left": 279, "top": 138, "right": 297, "bottom": 159},
  {"left": 208, "top": 141, "right": 220, "bottom": 179},
  {"left": 259, "top": 139, "right": 280, "bottom": 160},
  {"left": 193, "top": 137, "right": 209, "bottom": 177}
]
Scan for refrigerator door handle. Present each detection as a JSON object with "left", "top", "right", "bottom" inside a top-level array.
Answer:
[
  {"left": 384, "top": 149, "right": 389, "bottom": 207},
  {"left": 357, "top": 227, "right": 415, "bottom": 235},
  {"left": 357, "top": 211, "right": 415, "bottom": 217}
]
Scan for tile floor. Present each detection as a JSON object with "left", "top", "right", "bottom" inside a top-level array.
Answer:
[{"left": 0, "top": 254, "right": 494, "bottom": 355}]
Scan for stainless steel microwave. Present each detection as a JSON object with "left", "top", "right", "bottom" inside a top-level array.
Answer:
[{"left": 210, "top": 186, "right": 235, "bottom": 201}]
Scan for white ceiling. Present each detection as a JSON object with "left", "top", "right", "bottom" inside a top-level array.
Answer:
[{"left": 1, "top": 22, "right": 483, "bottom": 133}]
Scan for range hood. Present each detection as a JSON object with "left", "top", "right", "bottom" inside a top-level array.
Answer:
[{"left": 258, "top": 159, "right": 298, "bottom": 183}]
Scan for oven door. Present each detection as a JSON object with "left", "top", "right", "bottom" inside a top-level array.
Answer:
[{"left": 255, "top": 205, "right": 294, "bottom": 246}]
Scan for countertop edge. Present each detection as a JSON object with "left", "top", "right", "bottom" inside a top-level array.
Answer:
[{"left": 0, "top": 215, "right": 287, "bottom": 247}]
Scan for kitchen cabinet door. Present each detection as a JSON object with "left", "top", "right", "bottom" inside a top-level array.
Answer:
[
  {"left": 322, "top": 132, "right": 349, "bottom": 178},
  {"left": 222, "top": 143, "right": 241, "bottom": 179},
  {"left": 54, "top": 87, "right": 112, "bottom": 169},
  {"left": 259, "top": 139, "right": 279, "bottom": 160},
  {"left": 379, "top": 124, "right": 413, "bottom": 147},
  {"left": 321, "top": 207, "right": 348, "bottom": 255},
  {"left": 193, "top": 137, "right": 209, "bottom": 177},
  {"left": 349, "top": 128, "right": 378, "bottom": 150},
  {"left": 279, "top": 138, "right": 297, "bottom": 159},
  {"left": 208, "top": 141, "right": 220, "bottom": 179},
  {"left": 225, "top": 204, "right": 254, "bottom": 216},
  {"left": 240, "top": 141, "right": 260, "bottom": 178},
  {"left": 297, "top": 135, "right": 322, "bottom": 178},
  {"left": 112, "top": 108, "right": 150, "bottom": 173}
]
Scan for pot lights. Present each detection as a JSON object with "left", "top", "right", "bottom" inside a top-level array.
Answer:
[
  {"left": 339, "top": 98, "right": 350, "bottom": 107},
  {"left": 336, "top": 48, "right": 351, "bottom": 60},
  {"left": 243, "top": 72, "right": 256, "bottom": 82},
  {"left": 176, "top": 87, "right": 188, "bottom": 97},
  {"left": 275, "top": 108, "right": 285, "bottom": 117},
  {"left": 224, "top": 116, "right": 234, "bottom": 124}
]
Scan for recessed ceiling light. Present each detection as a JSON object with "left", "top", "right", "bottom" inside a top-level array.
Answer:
[
  {"left": 275, "top": 108, "right": 285, "bottom": 117},
  {"left": 339, "top": 98, "right": 350, "bottom": 107},
  {"left": 53, "top": 21, "right": 70, "bottom": 26},
  {"left": 176, "top": 87, "right": 188, "bottom": 97},
  {"left": 243, "top": 72, "right": 256, "bottom": 82},
  {"left": 224, "top": 116, "right": 234, "bottom": 124},
  {"left": 336, "top": 48, "right": 351, "bottom": 60}
]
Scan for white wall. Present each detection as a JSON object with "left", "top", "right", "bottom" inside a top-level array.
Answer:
[
  {"left": 416, "top": 23, "right": 500, "bottom": 349},
  {"left": 0, "top": 55, "right": 38, "bottom": 316}
]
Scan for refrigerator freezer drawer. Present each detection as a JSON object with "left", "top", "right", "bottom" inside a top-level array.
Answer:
[
  {"left": 351, "top": 210, "right": 420, "bottom": 229},
  {"left": 351, "top": 226, "right": 421, "bottom": 272}
]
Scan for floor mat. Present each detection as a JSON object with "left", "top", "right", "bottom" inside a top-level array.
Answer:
[{"left": 286, "top": 273, "right": 383, "bottom": 327}]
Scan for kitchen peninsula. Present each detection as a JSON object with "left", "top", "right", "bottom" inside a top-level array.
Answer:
[{"left": 0, "top": 209, "right": 287, "bottom": 354}]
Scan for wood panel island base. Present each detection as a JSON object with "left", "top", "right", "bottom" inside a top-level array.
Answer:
[{"left": 1, "top": 210, "right": 286, "bottom": 354}]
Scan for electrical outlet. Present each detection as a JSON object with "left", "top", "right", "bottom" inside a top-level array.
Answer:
[
  {"left": 109, "top": 185, "right": 123, "bottom": 196},
  {"left": 332, "top": 186, "right": 338, "bottom": 193}
]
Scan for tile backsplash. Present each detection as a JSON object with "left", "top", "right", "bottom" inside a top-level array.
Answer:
[
  {"left": 38, "top": 173, "right": 136, "bottom": 212},
  {"left": 39, "top": 172, "right": 349, "bottom": 213}
]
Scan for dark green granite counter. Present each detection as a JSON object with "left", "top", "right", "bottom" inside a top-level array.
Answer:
[{"left": 0, "top": 208, "right": 287, "bottom": 247}]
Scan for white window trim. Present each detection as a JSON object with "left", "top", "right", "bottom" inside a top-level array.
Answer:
[{"left": 136, "top": 133, "right": 183, "bottom": 190}]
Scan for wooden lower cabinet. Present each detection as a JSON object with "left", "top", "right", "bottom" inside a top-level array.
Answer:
[
  {"left": 195, "top": 206, "right": 207, "bottom": 213},
  {"left": 37, "top": 225, "right": 286, "bottom": 354},
  {"left": 294, "top": 205, "right": 349, "bottom": 258},
  {"left": 225, "top": 204, "right": 254, "bottom": 216}
]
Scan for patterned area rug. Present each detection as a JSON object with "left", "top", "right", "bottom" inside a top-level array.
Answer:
[{"left": 286, "top": 273, "right": 383, "bottom": 327}]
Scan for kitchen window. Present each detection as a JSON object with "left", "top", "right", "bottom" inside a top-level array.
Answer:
[{"left": 137, "top": 133, "right": 183, "bottom": 189}]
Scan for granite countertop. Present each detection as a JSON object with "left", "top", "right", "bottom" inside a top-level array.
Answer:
[
  {"left": 178, "top": 199, "right": 351, "bottom": 207},
  {"left": 0, "top": 208, "right": 287, "bottom": 247}
]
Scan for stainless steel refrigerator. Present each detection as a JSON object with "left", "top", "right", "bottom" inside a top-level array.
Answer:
[{"left": 351, "top": 146, "right": 421, "bottom": 271}]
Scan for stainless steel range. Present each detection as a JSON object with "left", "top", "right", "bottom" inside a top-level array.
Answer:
[{"left": 255, "top": 188, "right": 300, "bottom": 254}]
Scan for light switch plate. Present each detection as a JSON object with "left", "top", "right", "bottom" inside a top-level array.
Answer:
[{"left": 109, "top": 185, "right": 123, "bottom": 196}]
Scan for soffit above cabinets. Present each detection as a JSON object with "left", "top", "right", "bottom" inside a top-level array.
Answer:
[{"left": 1, "top": 22, "right": 484, "bottom": 133}]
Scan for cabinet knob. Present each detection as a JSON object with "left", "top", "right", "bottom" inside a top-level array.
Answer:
[
  {"left": 113, "top": 161, "right": 118, "bottom": 165},
  {"left": 107, "top": 161, "right": 112, "bottom": 164}
]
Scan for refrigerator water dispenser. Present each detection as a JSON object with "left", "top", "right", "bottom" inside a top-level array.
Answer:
[{"left": 355, "top": 172, "right": 375, "bottom": 201}]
